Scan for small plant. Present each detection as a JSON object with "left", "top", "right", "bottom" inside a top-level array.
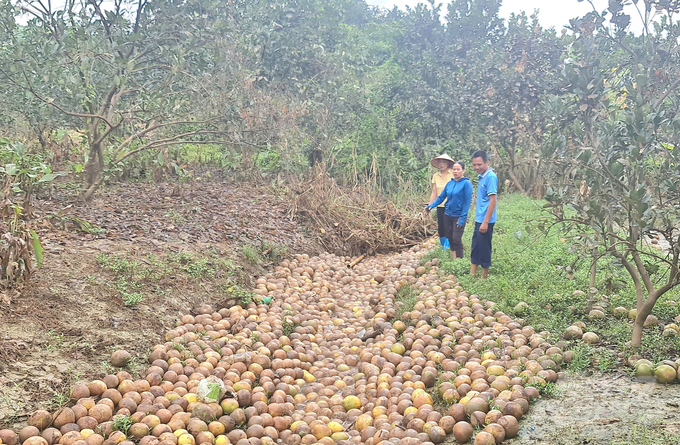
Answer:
[
  {"left": 251, "top": 332, "right": 260, "bottom": 343},
  {"left": 282, "top": 319, "right": 299, "bottom": 337},
  {"left": 394, "top": 284, "right": 418, "bottom": 321},
  {"left": 242, "top": 245, "right": 261, "bottom": 265},
  {"left": 111, "top": 414, "right": 133, "bottom": 435},
  {"left": 594, "top": 347, "right": 619, "bottom": 373},
  {"left": 567, "top": 344, "right": 593, "bottom": 373},
  {"left": 122, "top": 292, "right": 143, "bottom": 306},
  {"left": 260, "top": 241, "right": 287, "bottom": 263},
  {"left": 165, "top": 209, "right": 186, "bottom": 224},
  {"left": 526, "top": 381, "right": 561, "bottom": 398},
  {"left": 46, "top": 391, "right": 70, "bottom": 411}
]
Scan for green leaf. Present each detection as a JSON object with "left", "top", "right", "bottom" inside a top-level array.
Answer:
[
  {"left": 38, "top": 173, "right": 58, "bottom": 183},
  {"left": 31, "top": 230, "right": 44, "bottom": 268},
  {"left": 206, "top": 383, "right": 220, "bottom": 401},
  {"left": 4, "top": 164, "right": 18, "bottom": 176}
]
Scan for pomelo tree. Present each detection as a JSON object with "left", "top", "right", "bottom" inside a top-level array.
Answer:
[{"left": 543, "top": 0, "right": 680, "bottom": 346}]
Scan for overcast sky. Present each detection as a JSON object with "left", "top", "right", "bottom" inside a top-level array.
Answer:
[{"left": 365, "top": 0, "right": 645, "bottom": 32}]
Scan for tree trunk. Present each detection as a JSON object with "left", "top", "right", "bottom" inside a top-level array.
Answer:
[
  {"left": 507, "top": 168, "right": 526, "bottom": 195},
  {"left": 632, "top": 294, "right": 655, "bottom": 347},
  {"left": 84, "top": 141, "right": 104, "bottom": 201},
  {"left": 589, "top": 250, "right": 598, "bottom": 290},
  {"left": 586, "top": 251, "right": 598, "bottom": 313}
]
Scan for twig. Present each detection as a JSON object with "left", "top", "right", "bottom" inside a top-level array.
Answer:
[{"left": 348, "top": 255, "right": 365, "bottom": 268}]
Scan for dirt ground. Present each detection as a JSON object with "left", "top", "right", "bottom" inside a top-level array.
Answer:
[
  {"left": 0, "top": 180, "right": 319, "bottom": 426},
  {"left": 507, "top": 372, "right": 680, "bottom": 445}
]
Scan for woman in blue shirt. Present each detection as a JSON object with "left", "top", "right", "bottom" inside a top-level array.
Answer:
[{"left": 424, "top": 162, "right": 473, "bottom": 259}]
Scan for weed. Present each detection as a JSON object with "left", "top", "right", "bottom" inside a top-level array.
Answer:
[
  {"left": 526, "top": 381, "right": 562, "bottom": 398},
  {"left": 260, "top": 241, "right": 287, "bottom": 263},
  {"left": 282, "top": 320, "right": 299, "bottom": 337},
  {"left": 165, "top": 209, "right": 186, "bottom": 224},
  {"left": 126, "top": 356, "right": 144, "bottom": 376},
  {"left": 242, "top": 245, "right": 261, "bottom": 265},
  {"left": 593, "top": 347, "right": 619, "bottom": 372},
  {"left": 101, "top": 361, "right": 116, "bottom": 375},
  {"left": 220, "top": 279, "right": 255, "bottom": 307},
  {"left": 251, "top": 332, "right": 260, "bottom": 343},
  {"left": 112, "top": 414, "right": 133, "bottom": 435},
  {"left": 97, "top": 254, "right": 140, "bottom": 278},
  {"left": 46, "top": 391, "right": 70, "bottom": 411},
  {"left": 168, "top": 251, "right": 217, "bottom": 278},
  {"left": 122, "top": 291, "right": 143, "bottom": 306},
  {"left": 567, "top": 344, "right": 593, "bottom": 372},
  {"left": 393, "top": 284, "right": 418, "bottom": 321}
]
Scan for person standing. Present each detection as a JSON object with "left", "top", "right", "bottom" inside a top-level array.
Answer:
[
  {"left": 428, "top": 154, "right": 455, "bottom": 250},
  {"left": 470, "top": 150, "right": 498, "bottom": 279},
  {"left": 424, "top": 161, "right": 473, "bottom": 259}
]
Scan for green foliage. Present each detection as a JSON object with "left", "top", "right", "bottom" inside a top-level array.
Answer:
[
  {"left": 567, "top": 344, "right": 593, "bottom": 373},
  {"left": 526, "top": 381, "right": 561, "bottom": 398},
  {"left": 393, "top": 284, "right": 418, "bottom": 322},
  {"left": 242, "top": 245, "right": 261, "bottom": 265},
  {"left": 282, "top": 320, "right": 299, "bottom": 337},
  {"left": 111, "top": 415, "right": 133, "bottom": 435},
  {"left": 543, "top": 2, "right": 680, "bottom": 346}
]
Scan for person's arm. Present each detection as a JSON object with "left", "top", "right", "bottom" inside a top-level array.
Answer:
[
  {"left": 426, "top": 184, "right": 448, "bottom": 211},
  {"left": 480, "top": 176, "right": 498, "bottom": 233},
  {"left": 429, "top": 182, "right": 438, "bottom": 205},
  {"left": 458, "top": 182, "right": 473, "bottom": 227}
]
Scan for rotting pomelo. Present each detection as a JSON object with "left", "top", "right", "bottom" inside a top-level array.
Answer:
[{"left": 655, "top": 364, "right": 677, "bottom": 384}]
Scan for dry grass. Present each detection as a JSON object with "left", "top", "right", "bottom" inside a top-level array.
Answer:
[{"left": 287, "top": 170, "right": 435, "bottom": 256}]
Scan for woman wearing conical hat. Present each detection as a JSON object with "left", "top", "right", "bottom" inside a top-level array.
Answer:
[{"left": 426, "top": 154, "right": 455, "bottom": 250}]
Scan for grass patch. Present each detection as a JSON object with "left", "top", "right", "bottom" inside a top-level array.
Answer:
[
  {"left": 610, "top": 422, "right": 680, "bottom": 445},
  {"left": 96, "top": 249, "right": 246, "bottom": 307},
  {"left": 567, "top": 344, "right": 593, "bottom": 372},
  {"left": 242, "top": 245, "right": 261, "bottom": 265},
  {"left": 526, "top": 381, "right": 562, "bottom": 398},
  {"left": 111, "top": 414, "right": 133, "bottom": 435},
  {"left": 241, "top": 241, "right": 288, "bottom": 266},
  {"left": 393, "top": 284, "right": 418, "bottom": 322},
  {"left": 424, "top": 194, "right": 680, "bottom": 364}
]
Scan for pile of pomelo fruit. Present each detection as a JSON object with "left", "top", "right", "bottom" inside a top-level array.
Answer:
[{"left": 1, "top": 240, "right": 567, "bottom": 445}]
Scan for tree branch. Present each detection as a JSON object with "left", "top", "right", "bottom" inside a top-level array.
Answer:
[
  {"left": 114, "top": 130, "right": 225, "bottom": 163},
  {"left": 111, "top": 119, "right": 220, "bottom": 159},
  {"left": 653, "top": 76, "right": 680, "bottom": 109}
]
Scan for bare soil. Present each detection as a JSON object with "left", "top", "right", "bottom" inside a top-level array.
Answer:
[{"left": 507, "top": 372, "right": 680, "bottom": 445}]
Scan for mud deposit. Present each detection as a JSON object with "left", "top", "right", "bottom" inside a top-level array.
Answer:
[{"left": 509, "top": 372, "right": 680, "bottom": 445}]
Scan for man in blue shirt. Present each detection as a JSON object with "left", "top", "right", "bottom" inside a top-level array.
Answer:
[{"left": 471, "top": 150, "right": 498, "bottom": 279}]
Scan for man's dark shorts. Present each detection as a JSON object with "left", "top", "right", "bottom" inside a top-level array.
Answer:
[{"left": 471, "top": 222, "right": 495, "bottom": 268}]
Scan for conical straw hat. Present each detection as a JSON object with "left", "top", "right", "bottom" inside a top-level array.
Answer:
[{"left": 430, "top": 153, "right": 455, "bottom": 168}]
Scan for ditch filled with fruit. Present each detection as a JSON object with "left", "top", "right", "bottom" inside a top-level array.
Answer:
[{"left": 2, "top": 237, "right": 680, "bottom": 445}]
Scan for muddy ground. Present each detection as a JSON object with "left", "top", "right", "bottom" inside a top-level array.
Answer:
[
  {"left": 2, "top": 180, "right": 680, "bottom": 445},
  {"left": 507, "top": 372, "right": 680, "bottom": 445}
]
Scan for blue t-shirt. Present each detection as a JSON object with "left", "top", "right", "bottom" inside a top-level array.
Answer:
[{"left": 475, "top": 168, "right": 498, "bottom": 224}]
